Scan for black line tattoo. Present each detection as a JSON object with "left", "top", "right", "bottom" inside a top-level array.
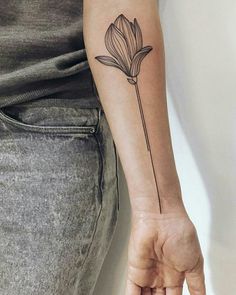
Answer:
[{"left": 95, "top": 14, "right": 162, "bottom": 213}]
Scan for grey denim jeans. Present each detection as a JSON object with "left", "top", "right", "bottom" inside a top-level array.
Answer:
[{"left": 0, "top": 98, "right": 120, "bottom": 295}]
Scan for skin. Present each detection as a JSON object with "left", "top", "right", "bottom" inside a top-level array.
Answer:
[
  {"left": 126, "top": 212, "right": 205, "bottom": 295},
  {"left": 83, "top": 1, "right": 206, "bottom": 294}
]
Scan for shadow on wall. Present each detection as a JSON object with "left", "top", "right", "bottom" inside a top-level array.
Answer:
[{"left": 159, "top": 0, "right": 236, "bottom": 294}]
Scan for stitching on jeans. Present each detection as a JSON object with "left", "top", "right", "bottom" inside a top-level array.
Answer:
[
  {"left": 0, "top": 109, "right": 97, "bottom": 135},
  {"left": 78, "top": 119, "right": 104, "bottom": 263},
  {"left": 71, "top": 114, "right": 105, "bottom": 293}
]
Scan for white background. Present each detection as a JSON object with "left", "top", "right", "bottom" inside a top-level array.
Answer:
[{"left": 95, "top": 1, "right": 236, "bottom": 294}]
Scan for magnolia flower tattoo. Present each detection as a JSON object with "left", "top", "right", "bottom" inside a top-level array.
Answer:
[{"left": 95, "top": 14, "right": 162, "bottom": 212}]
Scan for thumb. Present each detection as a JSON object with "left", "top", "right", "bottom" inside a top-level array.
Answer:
[
  {"left": 125, "top": 278, "right": 141, "bottom": 295},
  {"left": 185, "top": 256, "right": 206, "bottom": 295}
]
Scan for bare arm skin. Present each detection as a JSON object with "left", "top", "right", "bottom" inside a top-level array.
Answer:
[{"left": 83, "top": 1, "right": 206, "bottom": 294}]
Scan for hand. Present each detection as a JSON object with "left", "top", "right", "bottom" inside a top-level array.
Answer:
[{"left": 125, "top": 211, "right": 206, "bottom": 295}]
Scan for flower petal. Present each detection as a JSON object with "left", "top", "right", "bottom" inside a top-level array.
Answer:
[
  {"left": 114, "top": 14, "right": 137, "bottom": 59},
  {"left": 130, "top": 46, "right": 153, "bottom": 77},
  {"left": 105, "top": 24, "right": 131, "bottom": 75},
  {"left": 134, "top": 18, "right": 143, "bottom": 51},
  {"left": 130, "top": 22, "right": 136, "bottom": 35},
  {"left": 95, "top": 55, "right": 125, "bottom": 72}
]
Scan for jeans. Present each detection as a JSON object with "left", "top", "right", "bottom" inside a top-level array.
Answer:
[{"left": 0, "top": 97, "right": 120, "bottom": 295}]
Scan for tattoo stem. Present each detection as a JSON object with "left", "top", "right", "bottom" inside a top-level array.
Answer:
[{"left": 134, "top": 79, "right": 162, "bottom": 213}]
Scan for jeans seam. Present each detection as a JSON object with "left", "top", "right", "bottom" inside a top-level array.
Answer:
[{"left": 71, "top": 115, "right": 105, "bottom": 293}]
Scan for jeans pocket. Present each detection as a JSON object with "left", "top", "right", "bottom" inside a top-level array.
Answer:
[
  {"left": 0, "top": 105, "right": 106, "bottom": 292},
  {"left": 0, "top": 106, "right": 102, "bottom": 137}
]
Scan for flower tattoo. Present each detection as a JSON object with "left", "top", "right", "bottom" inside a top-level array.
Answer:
[
  {"left": 95, "top": 14, "right": 162, "bottom": 213},
  {"left": 95, "top": 14, "right": 152, "bottom": 81}
]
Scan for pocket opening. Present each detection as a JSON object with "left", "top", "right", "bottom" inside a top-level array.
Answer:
[{"left": 0, "top": 108, "right": 102, "bottom": 136}]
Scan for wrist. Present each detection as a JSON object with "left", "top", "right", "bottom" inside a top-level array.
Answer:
[{"left": 129, "top": 181, "right": 187, "bottom": 215}]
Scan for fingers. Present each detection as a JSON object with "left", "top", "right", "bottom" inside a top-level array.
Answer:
[
  {"left": 142, "top": 287, "right": 152, "bottom": 295},
  {"left": 165, "top": 287, "right": 183, "bottom": 295},
  {"left": 125, "top": 278, "right": 141, "bottom": 295},
  {"left": 185, "top": 257, "right": 206, "bottom": 295},
  {"left": 151, "top": 288, "right": 166, "bottom": 295},
  {"left": 185, "top": 272, "right": 206, "bottom": 295},
  {"left": 125, "top": 282, "right": 182, "bottom": 295},
  {"left": 125, "top": 283, "right": 167, "bottom": 295}
]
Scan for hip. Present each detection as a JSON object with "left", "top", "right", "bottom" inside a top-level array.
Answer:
[{"left": 0, "top": 97, "right": 120, "bottom": 293}]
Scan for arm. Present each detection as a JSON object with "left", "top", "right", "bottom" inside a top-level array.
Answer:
[
  {"left": 84, "top": 1, "right": 183, "bottom": 215},
  {"left": 84, "top": 1, "right": 206, "bottom": 294}
]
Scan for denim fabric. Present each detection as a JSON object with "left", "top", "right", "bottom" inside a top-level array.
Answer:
[{"left": 0, "top": 98, "right": 120, "bottom": 295}]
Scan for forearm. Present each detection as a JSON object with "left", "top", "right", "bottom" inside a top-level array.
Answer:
[{"left": 84, "top": 0, "right": 186, "bottom": 214}]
